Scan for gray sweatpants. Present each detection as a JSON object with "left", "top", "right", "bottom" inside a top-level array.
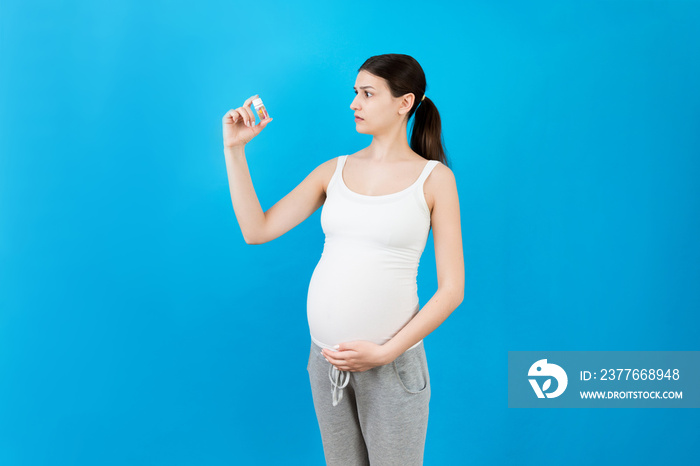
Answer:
[{"left": 307, "top": 339, "right": 431, "bottom": 466}]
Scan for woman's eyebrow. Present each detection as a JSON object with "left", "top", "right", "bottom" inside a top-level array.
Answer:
[{"left": 353, "top": 86, "right": 376, "bottom": 90}]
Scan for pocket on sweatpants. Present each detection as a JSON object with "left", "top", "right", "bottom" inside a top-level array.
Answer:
[
  {"left": 307, "top": 344, "right": 316, "bottom": 371},
  {"left": 392, "top": 345, "right": 429, "bottom": 394}
]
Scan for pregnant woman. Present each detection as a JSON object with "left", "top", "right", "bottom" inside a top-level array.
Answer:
[{"left": 222, "top": 53, "right": 464, "bottom": 466}]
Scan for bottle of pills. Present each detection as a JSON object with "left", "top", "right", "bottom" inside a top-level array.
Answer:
[{"left": 252, "top": 97, "right": 269, "bottom": 123}]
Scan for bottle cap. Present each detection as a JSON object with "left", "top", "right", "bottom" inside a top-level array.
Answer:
[{"left": 252, "top": 97, "right": 263, "bottom": 107}]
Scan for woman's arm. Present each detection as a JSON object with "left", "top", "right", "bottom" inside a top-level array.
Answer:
[
  {"left": 222, "top": 99, "right": 332, "bottom": 245},
  {"left": 223, "top": 146, "right": 267, "bottom": 244},
  {"left": 224, "top": 146, "right": 332, "bottom": 244},
  {"left": 381, "top": 163, "right": 465, "bottom": 361}
]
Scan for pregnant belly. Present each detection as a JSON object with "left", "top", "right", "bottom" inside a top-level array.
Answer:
[{"left": 306, "top": 258, "right": 419, "bottom": 348}]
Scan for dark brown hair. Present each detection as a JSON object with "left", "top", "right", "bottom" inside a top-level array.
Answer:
[{"left": 358, "top": 53, "right": 449, "bottom": 167}]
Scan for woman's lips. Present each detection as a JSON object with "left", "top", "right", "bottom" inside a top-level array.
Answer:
[{"left": 355, "top": 117, "right": 364, "bottom": 122}]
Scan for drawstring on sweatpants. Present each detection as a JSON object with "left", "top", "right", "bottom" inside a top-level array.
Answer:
[{"left": 328, "top": 363, "right": 350, "bottom": 406}]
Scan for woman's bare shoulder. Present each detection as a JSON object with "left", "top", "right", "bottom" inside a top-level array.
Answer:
[{"left": 424, "top": 162, "right": 456, "bottom": 213}]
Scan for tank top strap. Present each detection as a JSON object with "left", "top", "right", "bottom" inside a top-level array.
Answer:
[
  {"left": 328, "top": 155, "right": 348, "bottom": 193},
  {"left": 415, "top": 159, "right": 441, "bottom": 187}
]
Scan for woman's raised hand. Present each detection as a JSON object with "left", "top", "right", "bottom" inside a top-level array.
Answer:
[{"left": 222, "top": 94, "right": 273, "bottom": 149}]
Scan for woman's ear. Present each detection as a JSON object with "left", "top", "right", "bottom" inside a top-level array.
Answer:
[{"left": 398, "top": 93, "right": 416, "bottom": 116}]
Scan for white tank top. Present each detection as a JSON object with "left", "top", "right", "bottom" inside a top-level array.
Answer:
[{"left": 306, "top": 155, "right": 441, "bottom": 351}]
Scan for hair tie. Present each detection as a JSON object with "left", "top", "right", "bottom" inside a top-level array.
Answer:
[{"left": 421, "top": 94, "right": 426, "bottom": 101}]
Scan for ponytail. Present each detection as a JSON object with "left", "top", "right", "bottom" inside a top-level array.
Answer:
[{"left": 409, "top": 96, "right": 449, "bottom": 167}]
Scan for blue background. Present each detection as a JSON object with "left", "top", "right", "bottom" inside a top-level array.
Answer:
[{"left": 1, "top": 0, "right": 698, "bottom": 464}]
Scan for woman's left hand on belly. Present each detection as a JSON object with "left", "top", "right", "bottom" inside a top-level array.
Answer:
[{"left": 321, "top": 341, "right": 390, "bottom": 372}]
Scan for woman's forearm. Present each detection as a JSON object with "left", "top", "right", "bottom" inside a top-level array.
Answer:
[
  {"left": 382, "top": 287, "right": 463, "bottom": 362},
  {"left": 223, "top": 145, "right": 266, "bottom": 244}
]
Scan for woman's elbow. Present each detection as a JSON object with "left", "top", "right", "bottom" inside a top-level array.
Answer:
[
  {"left": 244, "top": 232, "right": 267, "bottom": 245},
  {"left": 440, "top": 285, "right": 464, "bottom": 306},
  {"left": 454, "top": 290, "right": 465, "bottom": 306}
]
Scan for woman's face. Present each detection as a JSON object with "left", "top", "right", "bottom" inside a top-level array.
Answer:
[{"left": 350, "top": 70, "right": 412, "bottom": 135}]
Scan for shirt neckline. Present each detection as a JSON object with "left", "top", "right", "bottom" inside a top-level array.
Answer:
[{"left": 339, "top": 155, "right": 432, "bottom": 199}]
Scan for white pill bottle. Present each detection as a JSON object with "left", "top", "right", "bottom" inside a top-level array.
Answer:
[{"left": 252, "top": 97, "right": 269, "bottom": 122}]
